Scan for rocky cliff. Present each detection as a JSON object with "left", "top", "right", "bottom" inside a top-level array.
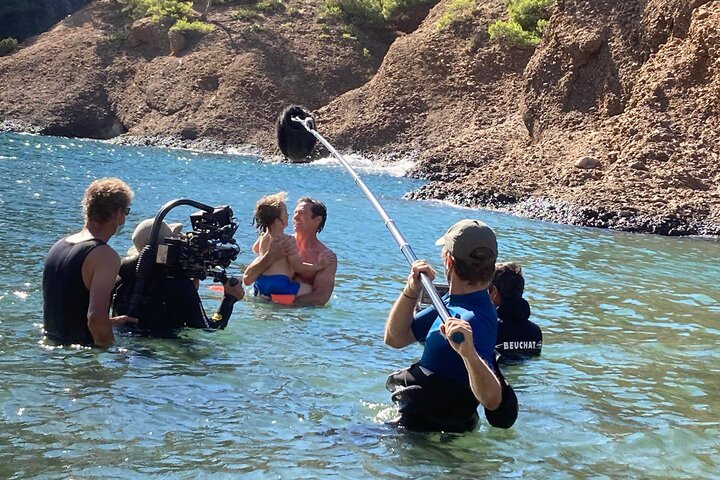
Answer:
[
  {"left": 322, "top": 0, "right": 720, "bottom": 235},
  {"left": 1, "top": 0, "right": 718, "bottom": 236}
]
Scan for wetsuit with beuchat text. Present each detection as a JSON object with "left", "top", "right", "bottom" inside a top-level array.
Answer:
[{"left": 496, "top": 297, "right": 542, "bottom": 360}]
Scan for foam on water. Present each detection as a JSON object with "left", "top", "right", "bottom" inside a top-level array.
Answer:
[{"left": 310, "top": 152, "right": 417, "bottom": 177}]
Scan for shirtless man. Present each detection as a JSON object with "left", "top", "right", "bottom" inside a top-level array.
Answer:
[{"left": 244, "top": 197, "right": 337, "bottom": 306}]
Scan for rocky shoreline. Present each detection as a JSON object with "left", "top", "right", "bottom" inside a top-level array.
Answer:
[
  {"left": 107, "top": 133, "right": 260, "bottom": 157},
  {"left": 2, "top": 0, "right": 718, "bottom": 239},
  {"left": 2, "top": 120, "right": 718, "bottom": 237},
  {"left": 407, "top": 183, "right": 720, "bottom": 238}
]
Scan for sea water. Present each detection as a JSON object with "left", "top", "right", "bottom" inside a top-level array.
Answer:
[{"left": 0, "top": 133, "right": 718, "bottom": 479}]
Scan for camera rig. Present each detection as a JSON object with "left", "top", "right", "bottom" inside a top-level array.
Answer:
[{"left": 127, "top": 199, "right": 241, "bottom": 320}]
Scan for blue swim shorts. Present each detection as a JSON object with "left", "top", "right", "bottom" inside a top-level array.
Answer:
[{"left": 254, "top": 274, "right": 301, "bottom": 297}]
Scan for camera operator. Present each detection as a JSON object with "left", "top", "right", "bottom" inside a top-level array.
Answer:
[{"left": 112, "top": 218, "right": 244, "bottom": 336}]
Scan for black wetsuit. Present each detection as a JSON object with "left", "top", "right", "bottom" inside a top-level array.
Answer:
[
  {"left": 495, "top": 297, "right": 543, "bottom": 360},
  {"left": 42, "top": 237, "right": 105, "bottom": 346},
  {"left": 112, "top": 257, "right": 218, "bottom": 336}
]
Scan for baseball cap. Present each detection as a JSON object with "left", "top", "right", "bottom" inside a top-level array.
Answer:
[
  {"left": 128, "top": 218, "right": 183, "bottom": 256},
  {"left": 434, "top": 219, "right": 498, "bottom": 263}
]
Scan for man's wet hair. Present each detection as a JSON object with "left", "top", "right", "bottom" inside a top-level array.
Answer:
[
  {"left": 297, "top": 196, "right": 327, "bottom": 233},
  {"left": 253, "top": 191, "right": 287, "bottom": 233},
  {"left": 445, "top": 247, "right": 496, "bottom": 286},
  {"left": 82, "top": 177, "right": 133, "bottom": 223},
  {"left": 490, "top": 262, "right": 525, "bottom": 301}
]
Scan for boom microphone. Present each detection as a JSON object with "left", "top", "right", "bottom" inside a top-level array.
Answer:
[{"left": 276, "top": 104, "right": 317, "bottom": 162}]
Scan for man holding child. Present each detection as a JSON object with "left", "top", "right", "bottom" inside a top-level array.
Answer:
[{"left": 244, "top": 195, "right": 337, "bottom": 306}]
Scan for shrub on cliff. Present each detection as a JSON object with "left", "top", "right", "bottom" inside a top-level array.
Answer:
[
  {"left": 321, "top": 0, "right": 384, "bottom": 27},
  {"left": 321, "top": 0, "right": 435, "bottom": 28},
  {"left": 382, "top": 0, "right": 436, "bottom": 19},
  {"left": 119, "top": 0, "right": 215, "bottom": 33},
  {"left": 0, "top": 37, "right": 19, "bottom": 56},
  {"left": 489, "top": 0, "right": 554, "bottom": 49},
  {"left": 121, "top": 0, "right": 193, "bottom": 21},
  {"left": 435, "top": 0, "right": 475, "bottom": 30},
  {"left": 170, "top": 18, "right": 216, "bottom": 33}
]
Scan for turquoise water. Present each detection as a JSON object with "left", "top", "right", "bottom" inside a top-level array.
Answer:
[{"left": 1, "top": 132, "right": 719, "bottom": 479}]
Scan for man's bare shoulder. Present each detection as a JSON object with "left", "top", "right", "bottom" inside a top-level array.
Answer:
[
  {"left": 87, "top": 244, "right": 120, "bottom": 265},
  {"left": 316, "top": 239, "right": 335, "bottom": 255}
]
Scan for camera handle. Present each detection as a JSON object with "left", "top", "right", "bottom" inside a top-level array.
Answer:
[
  {"left": 210, "top": 276, "right": 240, "bottom": 329},
  {"left": 128, "top": 199, "right": 218, "bottom": 319}
]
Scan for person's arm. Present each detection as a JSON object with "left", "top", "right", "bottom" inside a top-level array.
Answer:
[
  {"left": 440, "top": 319, "right": 502, "bottom": 410},
  {"left": 242, "top": 236, "right": 290, "bottom": 285},
  {"left": 384, "top": 260, "right": 434, "bottom": 348},
  {"left": 293, "top": 250, "right": 337, "bottom": 306},
  {"left": 84, "top": 246, "right": 121, "bottom": 347}
]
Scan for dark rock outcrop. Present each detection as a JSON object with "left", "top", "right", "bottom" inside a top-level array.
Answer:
[{"left": 0, "top": 0, "right": 89, "bottom": 41}]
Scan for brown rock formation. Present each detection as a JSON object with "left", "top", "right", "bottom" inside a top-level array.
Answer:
[{"left": 1, "top": 0, "right": 718, "bottom": 235}]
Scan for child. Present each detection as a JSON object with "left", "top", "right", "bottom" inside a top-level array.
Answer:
[
  {"left": 489, "top": 262, "right": 542, "bottom": 360},
  {"left": 251, "top": 192, "right": 328, "bottom": 304}
]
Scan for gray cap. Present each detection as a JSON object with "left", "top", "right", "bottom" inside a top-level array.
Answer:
[{"left": 435, "top": 219, "right": 498, "bottom": 264}]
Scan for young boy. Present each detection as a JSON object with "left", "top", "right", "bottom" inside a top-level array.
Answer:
[
  {"left": 489, "top": 262, "right": 542, "bottom": 360},
  {"left": 250, "top": 192, "right": 328, "bottom": 304}
]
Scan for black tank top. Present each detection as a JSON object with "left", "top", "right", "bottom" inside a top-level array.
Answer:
[{"left": 42, "top": 237, "right": 105, "bottom": 345}]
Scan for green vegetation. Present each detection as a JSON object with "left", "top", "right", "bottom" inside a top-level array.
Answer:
[
  {"left": 232, "top": 0, "right": 284, "bottom": 25},
  {"left": 380, "top": 0, "right": 433, "bottom": 19},
  {"left": 170, "top": 18, "right": 216, "bottom": 33},
  {"left": 320, "top": 0, "right": 434, "bottom": 28},
  {"left": 99, "top": 30, "right": 128, "bottom": 45},
  {"left": 255, "top": 0, "right": 284, "bottom": 12},
  {"left": 120, "top": 0, "right": 193, "bottom": 21},
  {"left": 320, "top": 0, "right": 383, "bottom": 27},
  {"left": 488, "top": 0, "right": 554, "bottom": 49},
  {"left": 234, "top": 8, "right": 262, "bottom": 21},
  {"left": 0, "top": 37, "right": 19, "bottom": 56},
  {"left": 119, "top": 0, "right": 215, "bottom": 34},
  {"left": 435, "top": 0, "right": 474, "bottom": 31}
]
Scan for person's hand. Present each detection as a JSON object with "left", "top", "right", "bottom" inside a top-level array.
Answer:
[
  {"left": 404, "top": 260, "right": 435, "bottom": 298},
  {"left": 265, "top": 235, "right": 292, "bottom": 262},
  {"left": 316, "top": 250, "right": 337, "bottom": 269},
  {"left": 440, "top": 318, "right": 475, "bottom": 357},
  {"left": 223, "top": 279, "right": 245, "bottom": 301},
  {"left": 111, "top": 315, "right": 139, "bottom": 327}
]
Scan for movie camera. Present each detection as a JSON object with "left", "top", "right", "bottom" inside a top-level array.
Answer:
[{"left": 155, "top": 204, "right": 240, "bottom": 282}]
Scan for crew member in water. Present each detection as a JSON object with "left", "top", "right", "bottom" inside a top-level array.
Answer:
[
  {"left": 111, "top": 218, "right": 245, "bottom": 335},
  {"left": 244, "top": 197, "right": 337, "bottom": 306},
  {"left": 489, "top": 262, "right": 543, "bottom": 361},
  {"left": 42, "top": 177, "right": 138, "bottom": 347},
  {"left": 384, "top": 219, "right": 518, "bottom": 432}
]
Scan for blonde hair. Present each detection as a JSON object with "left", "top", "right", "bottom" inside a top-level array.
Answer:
[
  {"left": 253, "top": 191, "right": 288, "bottom": 233},
  {"left": 82, "top": 178, "right": 133, "bottom": 223}
]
